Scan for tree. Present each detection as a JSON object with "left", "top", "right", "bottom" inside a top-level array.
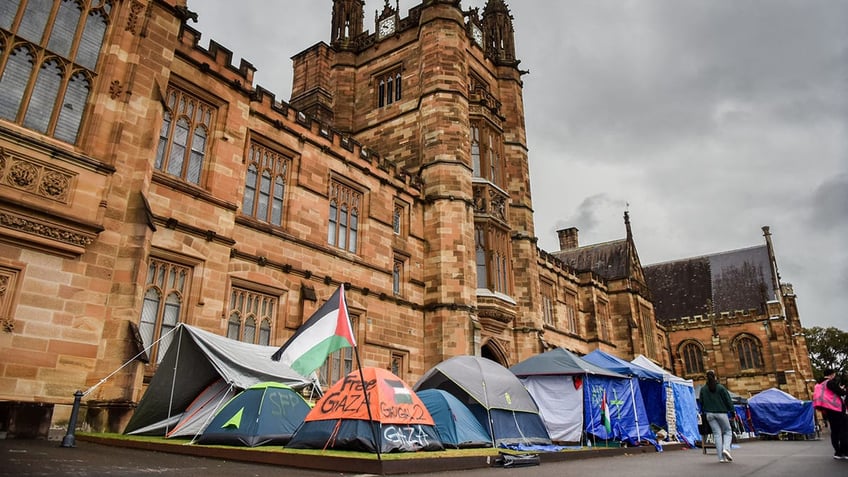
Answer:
[{"left": 803, "top": 326, "right": 848, "bottom": 381}]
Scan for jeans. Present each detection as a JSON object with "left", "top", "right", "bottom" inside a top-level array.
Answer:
[{"left": 706, "top": 412, "right": 733, "bottom": 461}]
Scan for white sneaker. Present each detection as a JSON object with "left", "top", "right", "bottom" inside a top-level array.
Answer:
[{"left": 723, "top": 450, "right": 733, "bottom": 462}]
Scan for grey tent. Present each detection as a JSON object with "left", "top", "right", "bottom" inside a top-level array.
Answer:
[
  {"left": 414, "top": 355, "right": 551, "bottom": 447},
  {"left": 124, "top": 324, "right": 309, "bottom": 437}
]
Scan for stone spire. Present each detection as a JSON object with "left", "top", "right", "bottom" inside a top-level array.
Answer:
[
  {"left": 331, "top": 0, "right": 364, "bottom": 47},
  {"left": 482, "top": 0, "right": 516, "bottom": 65}
]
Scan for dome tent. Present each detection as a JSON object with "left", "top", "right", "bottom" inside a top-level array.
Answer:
[{"left": 415, "top": 355, "right": 551, "bottom": 448}]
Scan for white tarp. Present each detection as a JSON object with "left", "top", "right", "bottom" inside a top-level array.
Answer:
[{"left": 520, "top": 375, "right": 583, "bottom": 442}]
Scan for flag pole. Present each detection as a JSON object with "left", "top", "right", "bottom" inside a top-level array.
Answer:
[
  {"left": 352, "top": 339, "right": 382, "bottom": 461},
  {"left": 341, "top": 285, "right": 382, "bottom": 462}
]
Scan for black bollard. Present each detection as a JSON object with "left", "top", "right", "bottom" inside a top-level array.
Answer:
[{"left": 60, "top": 390, "right": 84, "bottom": 448}]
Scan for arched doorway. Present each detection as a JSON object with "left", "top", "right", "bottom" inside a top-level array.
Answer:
[{"left": 481, "top": 339, "right": 509, "bottom": 368}]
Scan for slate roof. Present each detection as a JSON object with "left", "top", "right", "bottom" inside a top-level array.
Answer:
[
  {"left": 550, "top": 238, "right": 631, "bottom": 280},
  {"left": 643, "top": 245, "right": 775, "bottom": 324}
]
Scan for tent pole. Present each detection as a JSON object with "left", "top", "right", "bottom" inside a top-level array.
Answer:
[
  {"left": 352, "top": 343, "right": 381, "bottom": 461},
  {"left": 630, "top": 378, "right": 640, "bottom": 444},
  {"left": 165, "top": 326, "right": 185, "bottom": 435}
]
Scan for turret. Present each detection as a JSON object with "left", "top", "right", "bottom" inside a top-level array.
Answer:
[
  {"left": 331, "top": 0, "right": 364, "bottom": 47},
  {"left": 482, "top": 0, "right": 516, "bottom": 65}
]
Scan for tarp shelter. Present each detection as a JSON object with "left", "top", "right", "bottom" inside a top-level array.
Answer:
[
  {"left": 584, "top": 350, "right": 663, "bottom": 438},
  {"left": 196, "top": 382, "right": 310, "bottom": 446},
  {"left": 747, "top": 388, "right": 815, "bottom": 436},
  {"left": 165, "top": 379, "right": 237, "bottom": 438},
  {"left": 414, "top": 355, "right": 552, "bottom": 448},
  {"left": 417, "top": 389, "right": 491, "bottom": 448},
  {"left": 510, "top": 347, "right": 625, "bottom": 443},
  {"left": 124, "top": 324, "right": 310, "bottom": 436},
  {"left": 631, "top": 355, "right": 700, "bottom": 445},
  {"left": 287, "top": 367, "right": 444, "bottom": 453}
]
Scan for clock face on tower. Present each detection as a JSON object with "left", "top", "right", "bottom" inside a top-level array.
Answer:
[{"left": 378, "top": 17, "right": 396, "bottom": 38}]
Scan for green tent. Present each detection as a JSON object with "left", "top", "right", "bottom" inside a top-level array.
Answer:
[{"left": 197, "top": 382, "right": 311, "bottom": 447}]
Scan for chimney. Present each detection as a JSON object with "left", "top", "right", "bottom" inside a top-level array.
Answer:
[{"left": 557, "top": 227, "right": 579, "bottom": 251}]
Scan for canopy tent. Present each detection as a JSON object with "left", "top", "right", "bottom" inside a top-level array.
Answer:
[
  {"left": 414, "top": 355, "right": 552, "bottom": 448},
  {"left": 287, "top": 367, "right": 444, "bottom": 453},
  {"left": 124, "top": 324, "right": 310, "bottom": 436},
  {"left": 747, "top": 388, "right": 815, "bottom": 436},
  {"left": 417, "top": 389, "right": 491, "bottom": 448},
  {"left": 510, "top": 347, "right": 625, "bottom": 443},
  {"left": 196, "top": 382, "right": 311, "bottom": 447},
  {"left": 581, "top": 374, "right": 656, "bottom": 445},
  {"left": 584, "top": 350, "right": 664, "bottom": 437},
  {"left": 631, "top": 355, "right": 701, "bottom": 445}
]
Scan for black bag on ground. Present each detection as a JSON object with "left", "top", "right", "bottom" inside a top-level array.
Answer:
[{"left": 494, "top": 452, "right": 540, "bottom": 468}]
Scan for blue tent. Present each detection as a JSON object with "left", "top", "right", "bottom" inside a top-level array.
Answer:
[
  {"left": 417, "top": 389, "right": 491, "bottom": 448},
  {"left": 632, "top": 355, "right": 700, "bottom": 446},
  {"left": 582, "top": 374, "right": 656, "bottom": 446},
  {"left": 584, "top": 350, "right": 666, "bottom": 434},
  {"left": 747, "top": 388, "right": 815, "bottom": 436}
]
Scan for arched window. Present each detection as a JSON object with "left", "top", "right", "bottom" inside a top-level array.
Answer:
[
  {"left": 735, "top": 335, "right": 763, "bottom": 370},
  {"left": 259, "top": 319, "right": 271, "bottom": 346},
  {"left": 242, "top": 142, "right": 290, "bottom": 226},
  {"left": 138, "top": 258, "right": 189, "bottom": 364},
  {"left": 227, "top": 312, "right": 241, "bottom": 340},
  {"left": 680, "top": 341, "right": 704, "bottom": 375},
  {"left": 327, "top": 181, "right": 362, "bottom": 253},
  {"left": 0, "top": 0, "right": 110, "bottom": 144},
  {"left": 227, "top": 286, "right": 277, "bottom": 344},
  {"left": 154, "top": 87, "right": 214, "bottom": 185},
  {"left": 375, "top": 68, "right": 402, "bottom": 108}
]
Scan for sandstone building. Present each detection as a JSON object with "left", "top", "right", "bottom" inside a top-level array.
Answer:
[{"left": 0, "top": 0, "right": 813, "bottom": 438}]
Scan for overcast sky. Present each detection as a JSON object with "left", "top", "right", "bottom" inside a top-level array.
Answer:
[{"left": 189, "top": 1, "right": 847, "bottom": 331}]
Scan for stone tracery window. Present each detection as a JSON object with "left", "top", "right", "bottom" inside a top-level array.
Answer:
[
  {"left": 242, "top": 141, "right": 289, "bottom": 226},
  {"left": 327, "top": 180, "right": 362, "bottom": 253},
  {"left": 0, "top": 0, "right": 111, "bottom": 144},
  {"left": 155, "top": 86, "right": 214, "bottom": 185},
  {"left": 139, "top": 258, "right": 190, "bottom": 364},
  {"left": 735, "top": 334, "right": 763, "bottom": 370},
  {"left": 227, "top": 286, "right": 276, "bottom": 345},
  {"left": 680, "top": 340, "right": 704, "bottom": 375},
  {"left": 376, "top": 67, "right": 402, "bottom": 108}
]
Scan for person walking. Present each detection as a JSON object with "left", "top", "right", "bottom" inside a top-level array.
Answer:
[
  {"left": 699, "top": 370, "right": 735, "bottom": 463},
  {"left": 813, "top": 368, "right": 847, "bottom": 460}
]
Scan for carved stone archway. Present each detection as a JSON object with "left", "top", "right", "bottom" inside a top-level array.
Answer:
[{"left": 481, "top": 338, "right": 510, "bottom": 368}]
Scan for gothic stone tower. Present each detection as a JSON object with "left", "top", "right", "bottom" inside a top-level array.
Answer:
[{"left": 291, "top": 0, "right": 533, "bottom": 365}]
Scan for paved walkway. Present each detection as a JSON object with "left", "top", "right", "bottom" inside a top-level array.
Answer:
[{"left": 1, "top": 434, "right": 843, "bottom": 476}]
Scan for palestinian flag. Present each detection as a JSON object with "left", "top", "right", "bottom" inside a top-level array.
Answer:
[
  {"left": 271, "top": 286, "right": 356, "bottom": 376},
  {"left": 601, "top": 389, "right": 612, "bottom": 434}
]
